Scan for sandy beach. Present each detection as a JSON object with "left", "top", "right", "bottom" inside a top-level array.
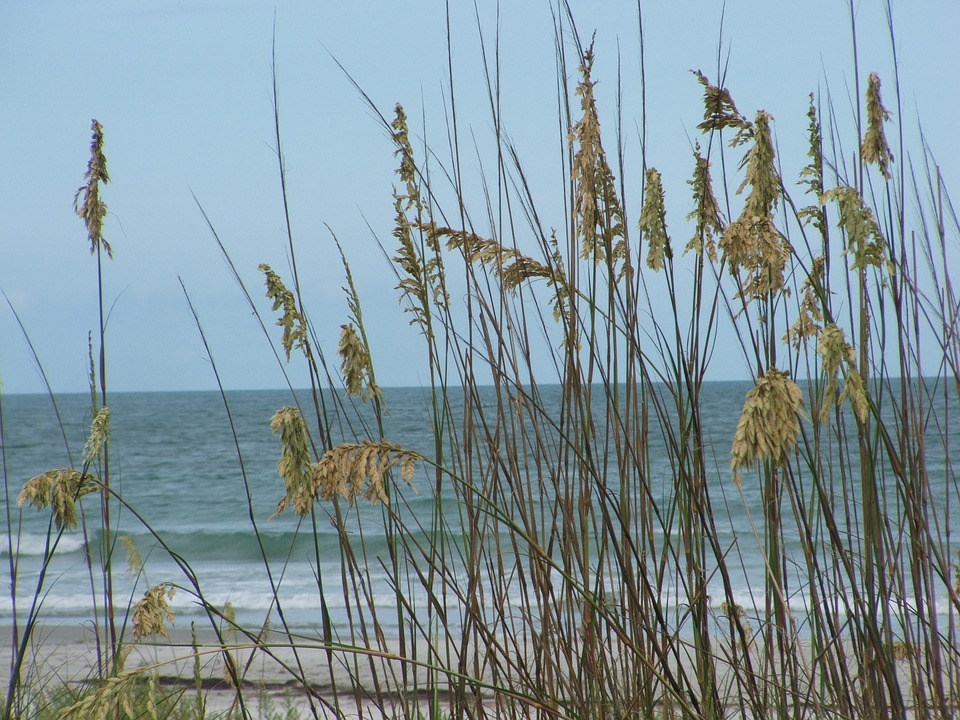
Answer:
[
  {"left": 1, "top": 620, "right": 939, "bottom": 719},
  {"left": 1, "top": 622, "right": 469, "bottom": 718}
]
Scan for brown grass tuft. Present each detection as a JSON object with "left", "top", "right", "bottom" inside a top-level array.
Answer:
[
  {"left": 132, "top": 584, "right": 176, "bottom": 640},
  {"left": 259, "top": 264, "right": 308, "bottom": 361},
  {"left": 313, "top": 440, "right": 421, "bottom": 506},
  {"left": 269, "top": 406, "right": 314, "bottom": 518},
  {"left": 74, "top": 119, "right": 113, "bottom": 258},
  {"left": 18, "top": 469, "right": 97, "bottom": 531},
  {"left": 731, "top": 369, "right": 804, "bottom": 485},
  {"left": 861, "top": 72, "right": 894, "bottom": 179}
]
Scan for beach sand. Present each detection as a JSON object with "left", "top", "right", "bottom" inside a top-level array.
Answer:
[
  {"left": 0, "top": 621, "right": 936, "bottom": 718},
  {"left": 1, "top": 623, "right": 468, "bottom": 718}
]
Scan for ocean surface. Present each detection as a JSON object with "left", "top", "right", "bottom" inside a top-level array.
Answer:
[{"left": 1, "top": 383, "right": 958, "bottom": 639}]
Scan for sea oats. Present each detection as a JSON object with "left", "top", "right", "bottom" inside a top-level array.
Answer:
[
  {"left": 816, "top": 323, "right": 859, "bottom": 422},
  {"left": 720, "top": 112, "right": 792, "bottom": 302},
  {"left": 639, "top": 168, "right": 671, "bottom": 271},
  {"left": 339, "top": 323, "right": 381, "bottom": 402},
  {"left": 270, "top": 406, "right": 315, "bottom": 518},
  {"left": 738, "top": 111, "right": 779, "bottom": 222},
  {"left": 74, "top": 119, "right": 113, "bottom": 258},
  {"left": 392, "top": 195, "right": 430, "bottom": 331},
  {"left": 817, "top": 324, "right": 853, "bottom": 387},
  {"left": 720, "top": 216, "right": 791, "bottom": 302},
  {"left": 861, "top": 72, "right": 893, "bottom": 179},
  {"left": 797, "top": 96, "right": 828, "bottom": 236},
  {"left": 694, "top": 71, "right": 750, "bottom": 136},
  {"left": 391, "top": 103, "right": 421, "bottom": 210},
  {"left": 547, "top": 231, "right": 573, "bottom": 324},
  {"left": 842, "top": 367, "right": 869, "bottom": 425},
  {"left": 390, "top": 105, "right": 447, "bottom": 331},
  {"left": 119, "top": 535, "right": 143, "bottom": 576},
  {"left": 820, "top": 186, "right": 886, "bottom": 271},
  {"left": 731, "top": 369, "right": 804, "bottom": 485},
  {"left": 132, "top": 583, "right": 175, "bottom": 640},
  {"left": 18, "top": 469, "right": 96, "bottom": 530},
  {"left": 685, "top": 146, "right": 722, "bottom": 262},
  {"left": 335, "top": 240, "right": 382, "bottom": 403},
  {"left": 313, "top": 441, "right": 421, "bottom": 506},
  {"left": 784, "top": 257, "right": 825, "bottom": 348},
  {"left": 82, "top": 405, "right": 111, "bottom": 464},
  {"left": 891, "top": 641, "right": 914, "bottom": 662},
  {"left": 60, "top": 673, "right": 138, "bottom": 720},
  {"left": 569, "top": 45, "right": 626, "bottom": 269},
  {"left": 433, "top": 223, "right": 564, "bottom": 303},
  {"left": 259, "top": 264, "right": 308, "bottom": 361}
]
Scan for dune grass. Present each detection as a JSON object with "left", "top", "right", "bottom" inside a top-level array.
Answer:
[{"left": 3, "top": 2, "right": 960, "bottom": 719}]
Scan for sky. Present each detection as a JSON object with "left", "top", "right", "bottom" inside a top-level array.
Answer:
[{"left": 1, "top": 1, "right": 958, "bottom": 394}]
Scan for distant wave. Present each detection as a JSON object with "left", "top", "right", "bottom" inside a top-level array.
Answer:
[{"left": 0, "top": 532, "right": 86, "bottom": 557}]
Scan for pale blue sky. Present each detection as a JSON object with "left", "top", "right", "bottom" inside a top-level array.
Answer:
[{"left": 2, "top": 1, "right": 957, "bottom": 394}]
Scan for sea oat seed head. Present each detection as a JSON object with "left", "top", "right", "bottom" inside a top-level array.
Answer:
[
  {"left": 270, "top": 407, "right": 315, "bottom": 518},
  {"left": 719, "top": 112, "right": 792, "bottom": 302},
  {"left": 569, "top": 44, "right": 627, "bottom": 270},
  {"left": 120, "top": 535, "right": 143, "bottom": 576},
  {"left": 133, "top": 584, "right": 176, "bottom": 640},
  {"left": 784, "top": 257, "right": 825, "bottom": 348},
  {"left": 82, "top": 406, "right": 111, "bottom": 465},
  {"left": 861, "top": 72, "right": 894, "bottom": 179},
  {"left": 639, "top": 168, "right": 671, "bottom": 271},
  {"left": 731, "top": 369, "right": 804, "bottom": 485},
  {"left": 685, "top": 146, "right": 722, "bottom": 262},
  {"left": 18, "top": 469, "right": 96, "bottom": 530},
  {"left": 338, "top": 323, "right": 381, "bottom": 402},
  {"left": 820, "top": 186, "right": 886, "bottom": 271},
  {"left": 389, "top": 109, "right": 449, "bottom": 332},
  {"left": 694, "top": 71, "right": 751, "bottom": 136},
  {"left": 259, "top": 264, "right": 308, "bottom": 361},
  {"left": 74, "top": 119, "right": 113, "bottom": 259},
  {"left": 312, "top": 441, "right": 421, "bottom": 506}
]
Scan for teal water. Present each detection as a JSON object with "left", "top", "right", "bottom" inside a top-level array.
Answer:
[{"left": 1, "top": 383, "right": 957, "bottom": 637}]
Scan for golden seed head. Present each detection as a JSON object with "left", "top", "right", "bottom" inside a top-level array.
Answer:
[
  {"left": 731, "top": 369, "right": 804, "bottom": 484},
  {"left": 18, "top": 469, "right": 96, "bottom": 530},
  {"left": 694, "top": 71, "right": 750, "bottom": 134},
  {"left": 338, "top": 323, "right": 381, "bottom": 403},
  {"left": 74, "top": 119, "right": 113, "bottom": 259},
  {"left": 312, "top": 441, "right": 421, "bottom": 506},
  {"left": 259, "top": 264, "right": 308, "bottom": 362},
  {"left": 133, "top": 584, "right": 176, "bottom": 640},
  {"left": 784, "top": 257, "right": 825, "bottom": 348},
  {"left": 569, "top": 44, "right": 626, "bottom": 270},
  {"left": 82, "top": 406, "right": 111, "bottom": 465},
  {"left": 820, "top": 186, "right": 886, "bottom": 271},
  {"left": 119, "top": 535, "right": 143, "bottom": 576},
  {"left": 270, "top": 407, "right": 315, "bottom": 518},
  {"left": 719, "top": 111, "right": 792, "bottom": 303},
  {"left": 639, "top": 168, "right": 671, "bottom": 272},
  {"left": 861, "top": 72, "right": 894, "bottom": 179},
  {"left": 685, "top": 147, "right": 722, "bottom": 262}
]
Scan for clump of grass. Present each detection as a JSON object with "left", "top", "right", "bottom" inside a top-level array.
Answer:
[{"left": 5, "top": 4, "right": 960, "bottom": 720}]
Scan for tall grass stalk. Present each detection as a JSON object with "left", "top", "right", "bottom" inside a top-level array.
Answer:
[{"left": 73, "top": 119, "right": 120, "bottom": 673}]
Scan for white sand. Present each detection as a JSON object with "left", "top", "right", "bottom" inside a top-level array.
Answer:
[
  {"left": 0, "top": 621, "right": 936, "bottom": 718},
  {"left": 1, "top": 623, "right": 468, "bottom": 718}
]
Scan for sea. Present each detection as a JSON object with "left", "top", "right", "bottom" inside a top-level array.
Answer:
[{"left": 1, "top": 383, "right": 958, "bottom": 639}]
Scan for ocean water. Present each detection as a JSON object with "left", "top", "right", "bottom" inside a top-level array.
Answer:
[{"left": 1, "top": 382, "right": 957, "bottom": 639}]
